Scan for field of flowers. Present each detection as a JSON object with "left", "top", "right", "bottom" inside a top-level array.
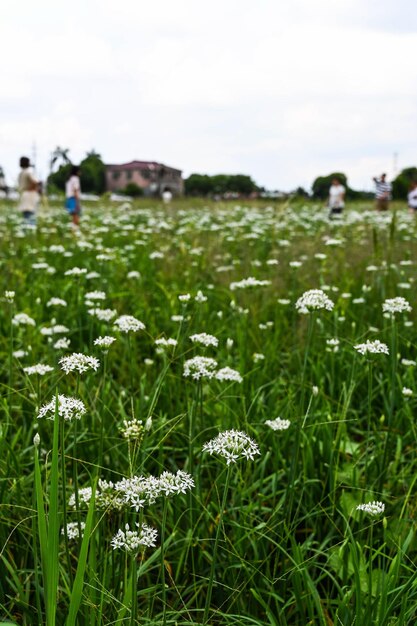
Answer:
[{"left": 1, "top": 198, "right": 417, "bottom": 625}]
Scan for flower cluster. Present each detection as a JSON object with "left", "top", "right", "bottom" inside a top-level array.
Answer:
[
  {"left": 189, "top": 333, "right": 219, "bottom": 347},
  {"left": 94, "top": 335, "right": 116, "bottom": 349},
  {"left": 354, "top": 340, "right": 389, "bottom": 356},
  {"left": 23, "top": 364, "right": 54, "bottom": 376},
  {"left": 119, "top": 418, "right": 144, "bottom": 440},
  {"left": 37, "top": 395, "right": 86, "bottom": 421},
  {"left": 183, "top": 356, "right": 218, "bottom": 380},
  {"left": 113, "top": 315, "right": 145, "bottom": 333},
  {"left": 62, "top": 521, "right": 85, "bottom": 540},
  {"left": 214, "top": 367, "right": 243, "bottom": 383},
  {"left": 12, "top": 313, "right": 36, "bottom": 326},
  {"left": 111, "top": 523, "right": 158, "bottom": 552},
  {"left": 295, "top": 289, "right": 334, "bottom": 314},
  {"left": 202, "top": 430, "right": 260, "bottom": 464},
  {"left": 382, "top": 297, "right": 412, "bottom": 315},
  {"left": 115, "top": 469, "right": 194, "bottom": 510},
  {"left": 265, "top": 417, "right": 291, "bottom": 431},
  {"left": 59, "top": 353, "right": 100, "bottom": 374},
  {"left": 356, "top": 501, "right": 385, "bottom": 515},
  {"left": 230, "top": 277, "right": 271, "bottom": 290}
]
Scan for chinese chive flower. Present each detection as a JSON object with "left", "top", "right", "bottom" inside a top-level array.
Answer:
[
  {"left": 354, "top": 340, "right": 389, "bottom": 356},
  {"left": 356, "top": 501, "right": 385, "bottom": 515},
  {"left": 111, "top": 523, "right": 158, "bottom": 552},
  {"left": 12, "top": 312, "right": 36, "bottom": 326},
  {"left": 183, "top": 356, "right": 218, "bottom": 380},
  {"left": 113, "top": 315, "right": 145, "bottom": 333},
  {"left": 295, "top": 289, "right": 334, "bottom": 314},
  {"left": 23, "top": 364, "right": 54, "bottom": 376},
  {"left": 214, "top": 367, "right": 243, "bottom": 383},
  {"left": 265, "top": 417, "right": 291, "bottom": 431},
  {"left": 62, "top": 521, "right": 85, "bottom": 540},
  {"left": 382, "top": 297, "right": 412, "bottom": 315},
  {"left": 94, "top": 335, "right": 116, "bottom": 349},
  {"left": 189, "top": 333, "right": 219, "bottom": 347},
  {"left": 202, "top": 430, "right": 260, "bottom": 464},
  {"left": 59, "top": 353, "right": 100, "bottom": 374},
  {"left": 37, "top": 395, "right": 86, "bottom": 421}
]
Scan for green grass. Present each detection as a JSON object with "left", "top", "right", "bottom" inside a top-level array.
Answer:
[{"left": 1, "top": 198, "right": 417, "bottom": 624}]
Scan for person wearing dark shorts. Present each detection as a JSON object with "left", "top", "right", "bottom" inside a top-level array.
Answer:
[{"left": 65, "top": 165, "right": 82, "bottom": 227}]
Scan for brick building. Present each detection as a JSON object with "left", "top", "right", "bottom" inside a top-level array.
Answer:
[{"left": 105, "top": 161, "right": 183, "bottom": 196}]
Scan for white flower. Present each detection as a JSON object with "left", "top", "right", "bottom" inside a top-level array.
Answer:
[
  {"left": 13, "top": 349, "right": 29, "bottom": 359},
  {"left": 171, "top": 314, "right": 185, "bottom": 322},
  {"left": 53, "top": 337, "right": 71, "bottom": 350},
  {"left": 356, "top": 501, "right": 385, "bottom": 515},
  {"left": 230, "top": 277, "right": 271, "bottom": 290},
  {"left": 277, "top": 298, "right": 291, "bottom": 305},
  {"left": 194, "top": 290, "right": 207, "bottom": 303},
  {"left": 253, "top": 353, "right": 265, "bottom": 363},
  {"left": 40, "top": 324, "right": 69, "bottom": 336},
  {"left": 62, "top": 521, "right": 85, "bottom": 540},
  {"left": 4, "top": 291, "right": 15, "bottom": 303},
  {"left": 127, "top": 270, "right": 141, "bottom": 279},
  {"left": 183, "top": 356, "right": 218, "bottom": 380},
  {"left": 312, "top": 385, "right": 319, "bottom": 396},
  {"left": 120, "top": 418, "right": 144, "bottom": 440},
  {"left": 37, "top": 395, "right": 86, "bottom": 421},
  {"left": 189, "top": 333, "right": 219, "bottom": 347},
  {"left": 295, "top": 289, "right": 334, "bottom": 314},
  {"left": 111, "top": 523, "right": 158, "bottom": 551},
  {"left": 178, "top": 293, "right": 191, "bottom": 302},
  {"left": 33, "top": 433, "right": 41, "bottom": 447},
  {"left": 12, "top": 313, "right": 36, "bottom": 326},
  {"left": 114, "top": 315, "right": 145, "bottom": 333},
  {"left": 88, "top": 308, "right": 117, "bottom": 322},
  {"left": 158, "top": 470, "right": 195, "bottom": 496},
  {"left": 214, "top": 367, "right": 243, "bottom": 383},
  {"left": 64, "top": 267, "right": 87, "bottom": 276},
  {"left": 226, "top": 338, "right": 234, "bottom": 350},
  {"left": 401, "top": 359, "right": 416, "bottom": 367},
  {"left": 402, "top": 387, "right": 413, "bottom": 397},
  {"left": 85, "top": 290, "right": 106, "bottom": 301},
  {"left": 23, "top": 364, "right": 54, "bottom": 376},
  {"left": 354, "top": 340, "right": 389, "bottom": 356},
  {"left": 94, "top": 335, "right": 116, "bottom": 349},
  {"left": 265, "top": 417, "right": 291, "bottom": 431},
  {"left": 382, "top": 297, "right": 412, "bottom": 315},
  {"left": 46, "top": 298, "right": 67, "bottom": 307},
  {"left": 155, "top": 337, "right": 177, "bottom": 348},
  {"left": 203, "top": 430, "right": 260, "bottom": 464},
  {"left": 59, "top": 353, "right": 100, "bottom": 374}
]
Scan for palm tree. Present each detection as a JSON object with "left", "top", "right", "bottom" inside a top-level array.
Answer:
[{"left": 49, "top": 146, "right": 71, "bottom": 173}]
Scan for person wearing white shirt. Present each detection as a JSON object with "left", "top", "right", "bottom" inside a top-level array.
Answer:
[
  {"left": 327, "top": 177, "right": 346, "bottom": 218},
  {"left": 65, "top": 165, "right": 81, "bottom": 226},
  {"left": 408, "top": 181, "right": 417, "bottom": 213}
]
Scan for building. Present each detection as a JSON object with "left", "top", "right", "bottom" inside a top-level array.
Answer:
[{"left": 105, "top": 160, "right": 183, "bottom": 196}]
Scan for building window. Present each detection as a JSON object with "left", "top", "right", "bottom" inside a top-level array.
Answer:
[
  {"left": 112, "top": 171, "right": 120, "bottom": 180},
  {"left": 127, "top": 171, "right": 133, "bottom": 180}
]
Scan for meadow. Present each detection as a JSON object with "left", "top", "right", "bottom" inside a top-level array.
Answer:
[{"left": 1, "top": 197, "right": 417, "bottom": 625}]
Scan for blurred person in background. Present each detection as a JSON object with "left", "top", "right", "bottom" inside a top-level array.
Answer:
[
  {"left": 327, "top": 177, "right": 345, "bottom": 219},
  {"left": 17, "top": 156, "right": 40, "bottom": 225},
  {"left": 373, "top": 173, "right": 391, "bottom": 211},
  {"left": 65, "top": 165, "right": 82, "bottom": 227},
  {"left": 408, "top": 181, "right": 417, "bottom": 214},
  {"left": 162, "top": 188, "right": 173, "bottom": 204}
]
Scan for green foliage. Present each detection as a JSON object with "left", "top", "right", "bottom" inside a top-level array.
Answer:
[
  {"left": 47, "top": 150, "right": 106, "bottom": 194},
  {"left": 185, "top": 172, "right": 259, "bottom": 196},
  {"left": 392, "top": 167, "right": 417, "bottom": 200},
  {"left": 119, "top": 182, "right": 144, "bottom": 197}
]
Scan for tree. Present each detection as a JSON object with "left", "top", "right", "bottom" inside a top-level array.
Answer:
[
  {"left": 184, "top": 173, "right": 259, "bottom": 197},
  {"left": 312, "top": 173, "right": 348, "bottom": 200},
  {"left": 392, "top": 167, "right": 417, "bottom": 200},
  {"left": 79, "top": 151, "right": 106, "bottom": 194},
  {"left": 49, "top": 146, "right": 71, "bottom": 172},
  {"left": 47, "top": 149, "right": 107, "bottom": 195}
]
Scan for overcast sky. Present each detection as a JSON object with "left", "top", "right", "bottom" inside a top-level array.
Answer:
[{"left": 1, "top": 0, "right": 416, "bottom": 191}]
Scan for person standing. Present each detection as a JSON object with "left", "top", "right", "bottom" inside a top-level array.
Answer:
[
  {"left": 327, "top": 177, "right": 346, "bottom": 218},
  {"left": 373, "top": 173, "right": 391, "bottom": 211},
  {"left": 407, "top": 181, "right": 417, "bottom": 213},
  {"left": 65, "top": 165, "right": 81, "bottom": 227},
  {"left": 17, "top": 156, "right": 40, "bottom": 225}
]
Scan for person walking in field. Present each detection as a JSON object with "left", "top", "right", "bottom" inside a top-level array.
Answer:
[
  {"left": 17, "top": 156, "right": 40, "bottom": 225},
  {"left": 327, "top": 177, "right": 346, "bottom": 218},
  {"left": 373, "top": 173, "right": 391, "bottom": 211},
  {"left": 408, "top": 181, "right": 417, "bottom": 213},
  {"left": 65, "top": 165, "right": 82, "bottom": 227}
]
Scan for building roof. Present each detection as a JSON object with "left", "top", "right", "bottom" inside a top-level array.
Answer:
[{"left": 106, "top": 160, "right": 182, "bottom": 174}]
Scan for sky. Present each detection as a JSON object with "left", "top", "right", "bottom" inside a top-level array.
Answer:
[{"left": 1, "top": 0, "right": 416, "bottom": 191}]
